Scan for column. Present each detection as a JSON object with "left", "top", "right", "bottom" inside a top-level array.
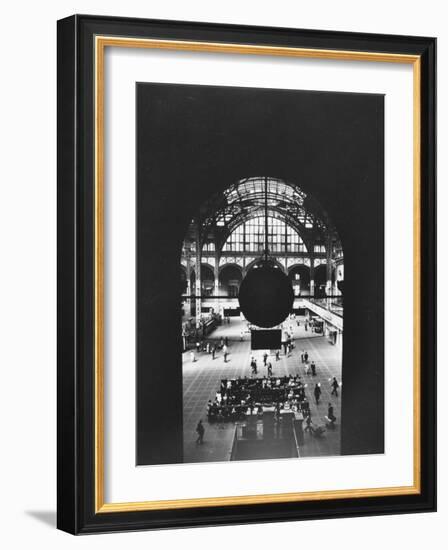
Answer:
[
  {"left": 310, "top": 256, "right": 315, "bottom": 296},
  {"left": 185, "top": 246, "right": 193, "bottom": 317},
  {"left": 214, "top": 242, "right": 220, "bottom": 313},
  {"left": 334, "top": 262, "right": 343, "bottom": 296},
  {"left": 325, "top": 234, "right": 332, "bottom": 296},
  {"left": 195, "top": 226, "right": 202, "bottom": 328}
]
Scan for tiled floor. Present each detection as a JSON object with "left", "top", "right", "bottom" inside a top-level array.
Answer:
[{"left": 182, "top": 317, "right": 342, "bottom": 463}]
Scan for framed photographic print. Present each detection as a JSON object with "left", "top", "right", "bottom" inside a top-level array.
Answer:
[{"left": 57, "top": 14, "right": 436, "bottom": 534}]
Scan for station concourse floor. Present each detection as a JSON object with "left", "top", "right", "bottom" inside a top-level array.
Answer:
[{"left": 182, "top": 317, "right": 342, "bottom": 464}]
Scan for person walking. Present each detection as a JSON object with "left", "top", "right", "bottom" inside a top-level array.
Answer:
[
  {"left": 311, "top": 361, "right": 316, "bottom": 376},
  {"left": 211, "top": 345, "right": 216, "bottom": 360},
  {"left": 304, "top": 351, "right": 309, "bottom": 363},
  {"left": 327, "top": 403, "right": 336, "bottom": 427},
  {"left": 263, "top": 352, "right": 268, "bottom": 366},
  {"left": 196, "top": 419, "right": 205, "bottom": 444},
  {"left": 314, "top": 383, "right": 321, "bottom": 404},
  {"left": 304, "top": 413, "right": 314, "bottom": 434},
  {"left": 190, "top": 351, "right": 196, "bottom": 363},
  {"left": 275, "top": 350, "right": 280, "bottom": 361},
  {"left": 331, "top": 377, "right": 339, "bottom": 396},
  {"left": 251, "top": 358, "right": 257, "bottom": 375},
  {"left": 267, "top": 362, "right": 273, "bottom": 377}
]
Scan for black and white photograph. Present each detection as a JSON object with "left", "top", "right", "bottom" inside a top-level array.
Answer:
[
  {"left": 136, "top": 83, "right": 384, "bottom": 466},
  {"left": 0, "top": 0, "right": 441, "bottom": 544}
]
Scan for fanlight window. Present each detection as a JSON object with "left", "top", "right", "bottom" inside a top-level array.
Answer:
[{"left": 222, "top": 216, "right": 307, "bottom": 254}]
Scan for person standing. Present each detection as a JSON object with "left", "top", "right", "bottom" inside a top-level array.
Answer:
[
  {"left": 275, "top": 349, "right": 280, "bottom": 361},
  {"left": 267, "top": 362, "right": 273, "bottom": 377},
  {"left": 211, "top": 345, "right": 216, "bottom": 360},
  {"left": 314, "top": 383, "right": 321, "bottom": 404},
  {"left": 327, "top": 403, "right": 336, "bottom": 426},
  {"left": 282, "top": 331, "right": 288, "bottom": 355},
  {"left": 190, "top": 351, "right": 196, "bottom": 363},
  {"left": 196, "top": 419, "right": 205, "bottom": 444},
  {"left": 263, "top": 352, "right": 268, "bottom": 366},
  {"left": 223, "top": 344, "right": 228, "bottom": 363},
  {"left": 304, "top": 351, "right": 309, "bottom": 363},
  {"left": 311, "top": 361, "right": 316, "bottom": 376},
  {"left": 331, "top": 377, "right": 339, "bottom": 396}
]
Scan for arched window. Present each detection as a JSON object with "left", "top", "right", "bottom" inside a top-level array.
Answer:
[{"left": 221, "top": 216, "right": 307, "bottom": 254}]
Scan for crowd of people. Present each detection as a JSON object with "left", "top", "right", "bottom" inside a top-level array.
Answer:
[
  {"left": 203, "top": 346, "right": 341, "bottom": 435},
  {"left": 189, "top": 335, "right": 231, "bottom": 363},
  {"left": 206, "top": 375, "right": 311, "bottom": 423},
  {"left": 189, "top": 314, "right": 341, "bottom": 444}
]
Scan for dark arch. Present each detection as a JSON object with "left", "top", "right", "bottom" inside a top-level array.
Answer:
[
  {"left": 200, "top": 263, "right": 215, "bottom": 296},
  {"left": 288, "top": 264, "right": 310, "bottom": 295},
  {"left": 136, "top": 81, "right": 386, "bottom": 467},
  {"left": 314, "top": 264, "right": 327, "bottom": 296},
  {"left": 219, "top": 263, "right": 243, "bottom": 297},
  {"left": 200, "top": 263, "right": 214, "bottom": 280},
  {"left": 219, "top": 262, "right": 243, "bottom": 276}
]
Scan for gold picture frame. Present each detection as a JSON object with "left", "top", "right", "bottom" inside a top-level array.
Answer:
[{"left": 57, "top": 15, "right": 436, "bottom": 534}]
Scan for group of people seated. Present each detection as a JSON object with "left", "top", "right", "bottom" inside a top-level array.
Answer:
[{"left": 206, "top": 375, "right": 310, "bottom": 423}]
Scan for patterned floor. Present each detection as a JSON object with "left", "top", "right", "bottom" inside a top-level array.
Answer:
[{"left": 182, "top": 317, "right": 342, "bottom": 463}]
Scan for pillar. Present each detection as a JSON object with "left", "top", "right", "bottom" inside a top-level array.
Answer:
[
  {"left": 326, "top": 234, "right": 332, "bottom": 296},
  {"left": 310, "top": 257, "right": 315, "bottom": 296},
  {"left": 195, "top": 226, "right": 202, "bottom": 327},
  {"left": 214, "top": 243, "right": 220, "bottom": 313},
  {"left": 185, "top": 245, "right": 193, "bottom": 317}
]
